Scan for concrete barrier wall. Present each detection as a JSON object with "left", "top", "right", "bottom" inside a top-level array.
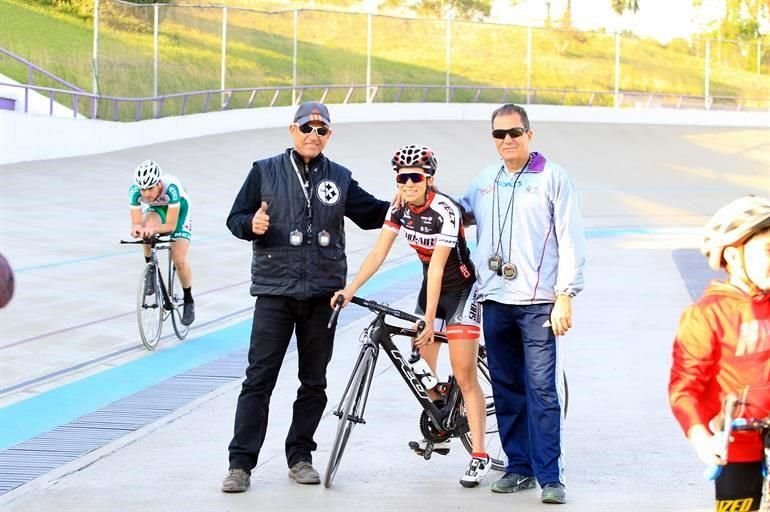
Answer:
[{"left": 1, "top": 103, "right": 768, "bottom": 165}]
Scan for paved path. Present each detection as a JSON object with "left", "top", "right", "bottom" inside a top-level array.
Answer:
[{"left": 0, "top": 119, "right": 768, "bottom": 511}]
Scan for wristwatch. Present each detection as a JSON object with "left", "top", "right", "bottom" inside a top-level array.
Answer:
[{"left": 556, "top": 290, "right": 577, "bottom": 298}]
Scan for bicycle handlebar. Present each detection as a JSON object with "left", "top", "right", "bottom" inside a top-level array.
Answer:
[
  {"left": 327, "top": 295, "right": 426, "bottom": 333},
  {"left": 702, "top": 395, "right": 770, "bottom": 480},
  {"left": 120, "top": 234, "right": 172, "bottom": 246}
]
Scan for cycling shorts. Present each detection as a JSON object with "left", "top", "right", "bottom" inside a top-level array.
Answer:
[{"left": 415, "top": 283, "right": 481, "bottom": 341}]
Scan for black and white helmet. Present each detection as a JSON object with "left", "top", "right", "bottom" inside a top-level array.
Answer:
[
  {"left": 701, "top": 195, "right": 770, "bottom": 270},
  {"left": 391, "top": 144, "right": 438, "bottom": 175},
  {"left": 134, "top": 160, "right": 162, "bottom": 190}
]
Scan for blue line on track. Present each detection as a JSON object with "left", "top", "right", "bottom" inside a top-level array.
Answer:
[
  {"left": 0, "top": 260, "right": 422, "bottom": 451},
  {"left": 13, "top": 227, "right": 697, "bottom": 273},
  {"left": 0, "top": 225, "right": 698, "bottom": 448}
]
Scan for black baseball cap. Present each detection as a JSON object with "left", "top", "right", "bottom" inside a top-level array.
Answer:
[{"left": 293, "top": 101, "right": 331, "bottom": 126}]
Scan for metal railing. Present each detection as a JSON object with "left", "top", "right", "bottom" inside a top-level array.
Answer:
[
  {"left": 0, "top": 48, "right": 83, "bottom": 92},
  {"left": 2, "top": 82, "right": 768, "bottom": 122}
]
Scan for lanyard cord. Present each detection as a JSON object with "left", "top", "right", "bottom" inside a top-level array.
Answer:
[
  {"left": 492, "top": 156, "right": 529, "bottom": 262},
  {"left": 289, "top": 151, "right": 312, "bottom": 211},
  {"left": 506, "top": 170, "right": 523, "bottom": 264},
  {"left": 492, "top": 166, "right": 514, "bottom": 257}
]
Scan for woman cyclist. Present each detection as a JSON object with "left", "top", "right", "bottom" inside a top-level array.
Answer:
[
  {"left": 331, "top": 144, "right": 490, "bottom": 488},
  {"left": 669, "top": 195, "right": 770, "bottom": 511}
]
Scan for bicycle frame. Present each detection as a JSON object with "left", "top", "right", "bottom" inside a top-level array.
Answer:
[
  {"left": 331, "top": 296, "right": 476, "bottom": 437},
  {"left": 357, "top": 314, "right": 452, "bottom": 430},
  {"left": 149, "top": 243, "right": 174, "bottom": 312}
]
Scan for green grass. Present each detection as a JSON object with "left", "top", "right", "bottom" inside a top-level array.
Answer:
[{"left": 1, "top": 0, "right": 768, "bottom": 120}]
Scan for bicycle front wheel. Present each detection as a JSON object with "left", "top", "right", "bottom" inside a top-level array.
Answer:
[
  {"left": 169, "top": 263, "right": 189, "bottom": 340},
  {"left": 137, "top": 263, "right": 163, "bottom": 350},
  {"left": 324, "top": 346, "right": 376, "bottom": 488},
  {"left": 459, "top": 352, "right": 505, "bottom": 471}
]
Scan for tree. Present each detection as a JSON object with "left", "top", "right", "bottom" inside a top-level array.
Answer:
[
  {"left": 693, "top": 0, "right": 770, "bottom": 39},
  {"left": 381, "top": 0, "right": 493, "bottom": 20},
  {"left": 611, "top": 0, "right": 640, "bottom": 15}
]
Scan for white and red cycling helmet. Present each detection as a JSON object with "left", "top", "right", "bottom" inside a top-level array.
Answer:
[{"left": 391, "top": 144, "right": 438, "bottom": 175}]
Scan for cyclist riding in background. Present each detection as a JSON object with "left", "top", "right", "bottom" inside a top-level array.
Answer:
[
  {"left": 128, "top": 159, "right": 196, "bottom": 326},
  {"left": 330, "top": 144, "right": 491, "bottom": 488},
  {"left": 669, "top": 195, "right": 770, "bottom": 512}
]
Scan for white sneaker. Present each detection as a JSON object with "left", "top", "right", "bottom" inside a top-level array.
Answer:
[
  {"left": 459, "top": 455, "right": 491, "bottom": 488},
  {"left": 408, "top": 438, "right": 451, "bottom": 456}
]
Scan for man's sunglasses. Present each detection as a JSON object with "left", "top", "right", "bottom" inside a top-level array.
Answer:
[
  {"left": 396, "top": 172, "right": 428, "bottom": 184},
  {"left": 492, "top": 127, "right": 528, "bottom": 140},
  {"left": 298, "top": 124, "right": 330, "bottom": 137}
]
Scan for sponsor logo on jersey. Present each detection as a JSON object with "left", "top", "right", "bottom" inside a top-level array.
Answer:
[
  {"left": 438, "top": 200, "right": 457, "bottom": 228},
  {"left": 403, "top": 230, "right": 437, "bottom": 248},
  {"left": 735, "top": 319, "right": 770, "bottom": 356}
]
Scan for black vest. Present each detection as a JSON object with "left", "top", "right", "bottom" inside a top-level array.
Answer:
[{"left": 250, "top": 150, "right": 350, "bottom": 299}]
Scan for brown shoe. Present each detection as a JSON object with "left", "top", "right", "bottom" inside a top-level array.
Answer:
[
  {"left": 221, "top": 468, "right": 250, "bottom": 493},
  {"left": 288, "top": 461, "right": 320, "bottom": 484}
]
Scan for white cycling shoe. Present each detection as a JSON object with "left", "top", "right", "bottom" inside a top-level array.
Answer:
[{"left": 459, "top": 455, "right": 491, "bottom": 488}]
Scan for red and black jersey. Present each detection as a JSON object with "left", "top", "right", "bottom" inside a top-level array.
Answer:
[
  {"left": 669, "top": 282, "right": 770, "bottom": 463},
  {"left": 384, "top": 190, "right": 475, "bottom": 292}
]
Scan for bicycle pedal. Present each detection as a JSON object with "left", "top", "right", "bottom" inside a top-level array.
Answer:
[{"left": 432, "top": 447, "right": 450, "bottom": 456}]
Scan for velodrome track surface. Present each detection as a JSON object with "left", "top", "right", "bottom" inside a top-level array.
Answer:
[{"left": 0, "top": 114, "right": 768, "bottom": 511}]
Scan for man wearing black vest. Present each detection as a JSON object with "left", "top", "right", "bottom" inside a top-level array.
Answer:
[{"left": 222, "top": 102, "right": 390, "bottom": 492}]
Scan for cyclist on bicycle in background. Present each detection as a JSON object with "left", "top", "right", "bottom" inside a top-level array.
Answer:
[
  {"left": 669, "top": 195, "right": 770, "bottom": 512},
  {"left": 128, "top": 159, "right": 195, "bottom": 326},
  {"left": 331, "top": 144, "right": 490, "bottom": 488}
]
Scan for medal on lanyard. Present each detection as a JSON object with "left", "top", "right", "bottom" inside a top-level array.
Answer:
[
  {"left": 317, "top": 230, "right": 331, "bottom": 247},
  {"left": 488, "top": 255, "right": 503, "bottom": 272},
  {"left": 501, "top": 262, "right": 517, "bottom": 280},
  {"left": 289, "top": 229, "right": 303, "bottom": 246}
]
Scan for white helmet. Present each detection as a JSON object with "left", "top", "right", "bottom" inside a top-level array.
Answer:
[
  {"left": 134, "top": 160, "right": 162, "bottom": 190},
  {"left": 701, "top": 195, "right": 770, "bottom": 271}
]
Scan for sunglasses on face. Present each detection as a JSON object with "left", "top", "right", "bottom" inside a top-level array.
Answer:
[
  {"left": 396, "top": 172, "right": 428, "bottom": 184},
  {"left": 298, "top": 124, "right": 330, "bottom": 137},
  {"left": 492, "top": 127, "right": 528, "bottom": 140}
]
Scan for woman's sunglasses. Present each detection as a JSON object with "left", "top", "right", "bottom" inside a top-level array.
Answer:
[
  {"left": 298, "top": 124, "right": 330, "bottom": 137},
  {"left": 396, "top": 172, "right": 428, "bottom": 184}
]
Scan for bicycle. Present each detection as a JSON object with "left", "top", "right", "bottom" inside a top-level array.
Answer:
[
  {"left": 705, "top": 394, "right": 770, "bottom": 511},
  {"left": 120, "top": 235, "right": 189, "bottom": 350},
  {"left": 323, "top": 295, "right": 505, "bottom": 488}
]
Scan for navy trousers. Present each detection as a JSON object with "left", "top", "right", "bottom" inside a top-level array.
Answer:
[{"left": 482, "top": 300, "right": 565, "bottom": 486}]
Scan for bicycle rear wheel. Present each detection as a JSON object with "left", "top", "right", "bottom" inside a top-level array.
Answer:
[
  {"left": 324, "top": 346, "right": 376, "bottom": 488},
  {"left": 169, "top": 263, "right": 189, "bottom": 340},
  {"left": 460, "top": 352, "right": 505, "bottom": 471},
  {"left": 137, "top": 263, "right": 163, "bottom": 350}
]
